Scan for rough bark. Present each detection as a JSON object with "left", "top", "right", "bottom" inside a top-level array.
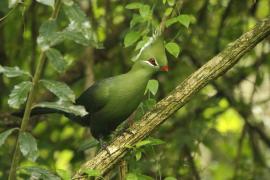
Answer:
[{"left": 73, "top": 18, "right": 270, "bottom": 179}]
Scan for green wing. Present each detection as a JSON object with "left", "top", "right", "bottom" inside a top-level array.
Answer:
[{"left": 75, "top": 79, "right": 110, "bottom": 114}]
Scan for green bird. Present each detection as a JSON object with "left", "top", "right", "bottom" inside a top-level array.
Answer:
[{"left": 15, "top": 36, "right": 168, "bottom": 140}]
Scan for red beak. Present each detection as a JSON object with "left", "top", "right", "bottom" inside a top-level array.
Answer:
[{"left": 160, "top": 65, "right": 169, "bottom": 72}]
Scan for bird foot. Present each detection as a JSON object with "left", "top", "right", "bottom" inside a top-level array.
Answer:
[{"left": 98, "top": 138, "right": 111, "bottom": 155}]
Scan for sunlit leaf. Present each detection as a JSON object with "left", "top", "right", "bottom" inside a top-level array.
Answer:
[
  {"left": 124, "top": 31, "right": 141, "bottom": 47},
  {"left": 40, "top": 79, "right": 75, "bottom": 103},
  {"left": 8, "top": 81, "right": 32, "bottom": 109},
  {"left": 130, "top": 14, "right": 146, "bottom": 27},
  {"left": 165, "top": 7, "right": 173, "bottom": 16},
  {"left": 135, "top": 139, "right": 152, "bottom": 148},
  {"left": 177, "top": 14, "right": 192, "bottom": 28},
  {"left": 19, "top": 132, "right": 39, "bottom": 161},
  {"left": 0, "top": 65, "right": 31, "bottom": 78},
  {"left": 139, "top": 5, "right": 151, "bottom": 18},
  {"left": 164, "top": 177, "right": 177, "bottom": 180},
  {"left": 165, "top": 17, "right": 179, "bottom": 27},
  {"left": 165, "top": 42, "right": 181, "bottom": 58},
  {"left": 216, "top": 108, "right": 244, "bottom": 134},
  {"left": 45, "top": 48, "right": 68, "bottom": 73},
  {"left": 56, "top": 169, "right": 71, "bottom": 180},
  {"left": 36, "top": 0, "right": 55, "bottom": 7},
  {"left": 145, "top": 79, "right": 159, "bottom": 95},
  {"left": 34, "top": 101, "right": 88, "bottom": 117},
  {"left": 127, "top": 173, "right": 153, "bottom": 180},
  {"left": 125, "top": 2, "right": 143, "bottom": 9},
  {"left": 22, "top": 166, "right": 61, "bottom": 180},
  {"left": 135, "top": 150, "right": 142, "bottom": 161},
  {"left": 0, "top": 128, "right": 18, "bottom": 147},
  {"left": 147, "top": 137, "right": 166, "bottom": 145},
  {"left": 8, "top": 0, "right": 21, "bottom": 8},
  {"left": 168, "top": 0, "right": 175, "bottom": 6},
  {"left": 127, "top": 173, "right": 139, "bottom": 180},
  {"left": 81, "top": 169, "right": 101, "bottom": 177}
]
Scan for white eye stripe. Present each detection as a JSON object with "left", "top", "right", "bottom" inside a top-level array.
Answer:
[{"left": 144, "top": 61, "right": 155, "bottom": 66}]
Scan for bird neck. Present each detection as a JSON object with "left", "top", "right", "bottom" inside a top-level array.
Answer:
[{"left": 129, "top": 66, "right": 155, "bottom": 80}]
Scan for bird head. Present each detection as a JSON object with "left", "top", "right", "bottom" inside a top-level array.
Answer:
[{"left": 133, "top": 35, "right": 169, "bottom": 72}]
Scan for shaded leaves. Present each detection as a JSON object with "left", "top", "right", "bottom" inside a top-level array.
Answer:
[
  {"left": 8, "top": 81, "right": 32, "bottom": 109},
  {"left": 0, "top": 128, "right": 18, "bottom": 147},
  {"left": 19, "top": 132, "right": 39, "bottom": 161},
  {"left": 40, "top": 79, "right": 75, "bottom": 102}
]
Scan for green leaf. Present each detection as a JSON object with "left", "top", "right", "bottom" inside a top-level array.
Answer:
[
  {"left": 124, "top": 31, "right": 141, "bottom": 47},
  {"left": 127, "top": 173, "right": 139, "bottom": 180},
  {"left": 56, "top": 169, "right": 71, "bottom": 180},
  {"left": 36, "top": 0, "right": 55, "bottom": 7},
  {"left": 37, "top": 20, "right": 61, "bottom": 50},
  {"left": 19, "top": 132, "right": 39, "bottom": 161},
  {"left": 0, "top": 65, "right": 31, "bottom": 78},
  {"left": 164, "top": 177, "right": 177, "bottom": 180},
  {"left": 145, "top": 80, "right": 159, "bottom": 95},
  {"left": 147, "top": 137, "right": 166, "bottom": 145},
  {"left": 130, "top": 14, "right": 146, "bottom": 27},
  {"left": 62, "top": 30, "right": 89, "bottom": 46},
  {"left": 81, "top": 169, "right": 101, "bottom": 177},
  {"left": 40, "top": 80, "right": 75, "bottom": 103},
  {"left": 8, "top": 81, "right": 32, "bottom": 109},
  {"left": 34, "top": 101, "right": 88, "bottom": 117},
  {"left": 167, "top": 0, "right": 175, "bottom": 6},
  {"left": 125, "top": 2, "right": 143, "bottom": 9},
  {"left": 163, "top": 0, "right": 167, "bottom": 4},
  {"left": 135, "top": 36, "right": 150, "bottom": 51},
  {"left": 135, "top": 150, "right": 142, "bottom": 161},
  {"left": 177, "top": 14, "right": 191, "bottom": 28},
  {"left": 45, "top": 48, "right": 68, "bottom": 73},
  {"left": 165, "top": 7, "right": 173, "bottom": 16},
  {"left": 135, "top": 137, "right": 165, "bottom": 148},
  {"left": 139, "top": 5, "right": 151, "bottom": 18},
  {"left": 77, "top": 139, "right": 99, "bottom": 151},
  {"left": 8, "top": 0, "right": 21, "bottom": 8},
  {"left": 165, "top": 42, "right": 181, "bottom": 58},
  {"left": 135, "top": 139, "right": 152, "bottom": 148},
  {"left": 63, "top": 3, "right": 86, "bottom": 23},
  {"left": 127, "top": 173, "right": 153, "bottom": 180},
  {"left": 0, "top": 128, "right": 18, "bottom": 147},
  {"left": 22, "top": 166, "right": 61, "bottom": 180},
  {"left": 165, "top": 16, "right": 179, "bottom": 27}
]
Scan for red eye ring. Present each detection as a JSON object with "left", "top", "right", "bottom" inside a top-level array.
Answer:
[{"left": 148, "top": 58, "right": 157, "bottom": 66}]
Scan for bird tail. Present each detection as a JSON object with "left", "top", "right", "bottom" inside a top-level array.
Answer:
[
  {"left": 12, "top": 107, "right": 90, "bottom": 127},
  {"left": 11, "top": 107, "right": 64, "bottom": 118}
]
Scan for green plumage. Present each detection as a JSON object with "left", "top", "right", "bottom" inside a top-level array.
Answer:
[{"left": 15, "top": 35, "right": 168, "bottom": 140}]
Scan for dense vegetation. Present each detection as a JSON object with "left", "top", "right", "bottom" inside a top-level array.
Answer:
[{"left": 0, "top": 0, "right": 269, "bottom": 179}]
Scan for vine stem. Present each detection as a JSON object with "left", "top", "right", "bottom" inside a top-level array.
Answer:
[{"left": 8, "top": 1, "right": 61, "bottom": 179}]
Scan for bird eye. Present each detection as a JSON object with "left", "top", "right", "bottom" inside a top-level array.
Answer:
[{"left": 147, "top": 58, "right": 157, "bottom": 66}]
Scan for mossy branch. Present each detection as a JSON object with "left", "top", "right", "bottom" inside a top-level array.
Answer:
[{"left": 73, "top": 18, "right": 270, "bottom": 179}]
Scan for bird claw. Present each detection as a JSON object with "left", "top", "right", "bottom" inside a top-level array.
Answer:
[{"left": 98, "top": 138, "right": 111, "bottom": 155}]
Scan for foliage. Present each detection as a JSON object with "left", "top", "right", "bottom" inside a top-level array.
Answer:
[{"left": 0, "top": 0, "right": 270, "bottom": 179}]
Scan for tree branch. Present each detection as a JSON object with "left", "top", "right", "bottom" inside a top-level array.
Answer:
[{"left": 73, "top": 18, "right": 270, "bottom": 179}]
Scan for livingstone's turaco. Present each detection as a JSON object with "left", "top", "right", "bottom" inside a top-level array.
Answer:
[{"left": 14, "top": 35, "right": 169, "bottom": 142}]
